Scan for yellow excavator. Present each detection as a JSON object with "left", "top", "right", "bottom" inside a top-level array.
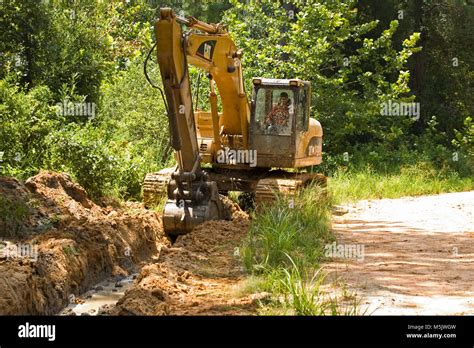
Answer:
[{"left": 144, "top": 8, "right": 325, "bottom": 236}]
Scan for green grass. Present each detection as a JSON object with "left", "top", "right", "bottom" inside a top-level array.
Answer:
[
  {"left": 239, "top": 184, "right": 362, "bottom": 315},
  {"left": 330, "top": 163, "right": 474, "bottom": 204},
  {"left": 0, "top": 196, "right": 29, "bottom": 238},
  {"left": 278, "top": 255, "right": 363, "bottom": 315},
  {"left": 242, "top": 184, "right": 333, "bottom": 272},
  {"left": 237, "top": 256, "right": 363, "bottom": 315},
  {"left": 278, "top": 255, "right": 327, "bottom": 315}
]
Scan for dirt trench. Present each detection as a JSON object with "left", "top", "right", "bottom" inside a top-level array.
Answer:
[
  {"left": 0, "top": 172, "right": 169, "bottom": 315},
  {"left": 107, "top": 208, "right": 259, "bottom": 316},
  {"left": 0, "top": 172, "right": 259, "bottom": 316}
]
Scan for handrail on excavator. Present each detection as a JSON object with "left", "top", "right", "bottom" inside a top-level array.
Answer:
[{"left": 176, "top": 14, "right": 227, "bottom": 34}]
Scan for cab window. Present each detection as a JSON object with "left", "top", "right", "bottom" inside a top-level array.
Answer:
[{"left": 254, "top": 88, "right": 294, "bottom": 136}]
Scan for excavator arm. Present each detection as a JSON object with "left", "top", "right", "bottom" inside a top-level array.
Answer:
[
  {"left": 156, "top": 8, "right": 251, "bottom": 164},
  {"left": 153, "top": 8, "right": 234, "bottom": 236}
]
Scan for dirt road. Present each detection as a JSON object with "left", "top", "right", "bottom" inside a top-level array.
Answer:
[{"left": 327, "top": 191, "right": 474, "bottom": 315}]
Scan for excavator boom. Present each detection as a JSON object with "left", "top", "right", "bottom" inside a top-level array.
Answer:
[{"left": 153, "top": 8, "right": 227, "bottom": 236}]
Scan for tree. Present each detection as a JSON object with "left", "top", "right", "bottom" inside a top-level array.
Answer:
[{"left": 224, "top": 0, "right": 421, "bottom": 163}]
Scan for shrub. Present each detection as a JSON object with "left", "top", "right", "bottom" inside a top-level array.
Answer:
[
  {"left": 0, "top": 196, "right": 29, "bottom": 238},
  {"left": 46, "top": 123, "right": 119, "bottom": 199},
  {"left": 0, "top": 79, "right": 62, "bottom": 179}
]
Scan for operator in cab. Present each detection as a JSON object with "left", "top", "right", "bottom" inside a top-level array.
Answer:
[{"left": 265, "top": 92, "right": 291, "bottom": 134}]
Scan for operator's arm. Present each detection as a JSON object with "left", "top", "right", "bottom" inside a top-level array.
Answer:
[{"left": 265, "top": 107, "right": 277, "bottom": 125}]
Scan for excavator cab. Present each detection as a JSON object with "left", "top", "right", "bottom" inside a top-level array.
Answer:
[{"left": 249, "top": 78, "right": 323, "bottom": 169}]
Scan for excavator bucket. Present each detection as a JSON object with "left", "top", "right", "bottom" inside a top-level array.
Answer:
[
  {"left": 162, "top": 181, "right": 226, "bottom": 236},
  {"left": 144, "top": 168, "right": 229, "bottom": 237}
]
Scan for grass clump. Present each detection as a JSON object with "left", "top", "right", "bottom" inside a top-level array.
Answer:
[
  {"left": 278, "top": 255, "right": 363, "bottom": 315},
  {"left": 0, "top": 196, "right": 29, "bottom": 238},
  {"left": 242, "top": 184, "right": 333, "bottom": 272},
  {"left": 240, "top": 183, "right": 361, "bottom": 315},
  {"left": 330, "top": 162, "right": 474, "bottom": 204}
]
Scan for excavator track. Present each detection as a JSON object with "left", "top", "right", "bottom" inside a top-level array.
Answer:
[
  {"left": 143, "top": 167, "right": 174, "bottom": 208},
  {"left": 144, "top": 168, "right": 326, "bottom": 210},
  {"left": 255, "top": 172, "right": 327, "bottom": 207}
]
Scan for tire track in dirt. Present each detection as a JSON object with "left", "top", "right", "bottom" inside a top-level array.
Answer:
[{"left": 326, "top": 191, "right": 474, "bottom": 315}]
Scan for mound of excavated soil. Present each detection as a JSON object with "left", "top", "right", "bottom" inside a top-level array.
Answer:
[
  {"left": 110, "top": 203, "right": 258, "bottom": 316},
  {"left": 0, "top": 171, "right": 169, "bottom": 315}
]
